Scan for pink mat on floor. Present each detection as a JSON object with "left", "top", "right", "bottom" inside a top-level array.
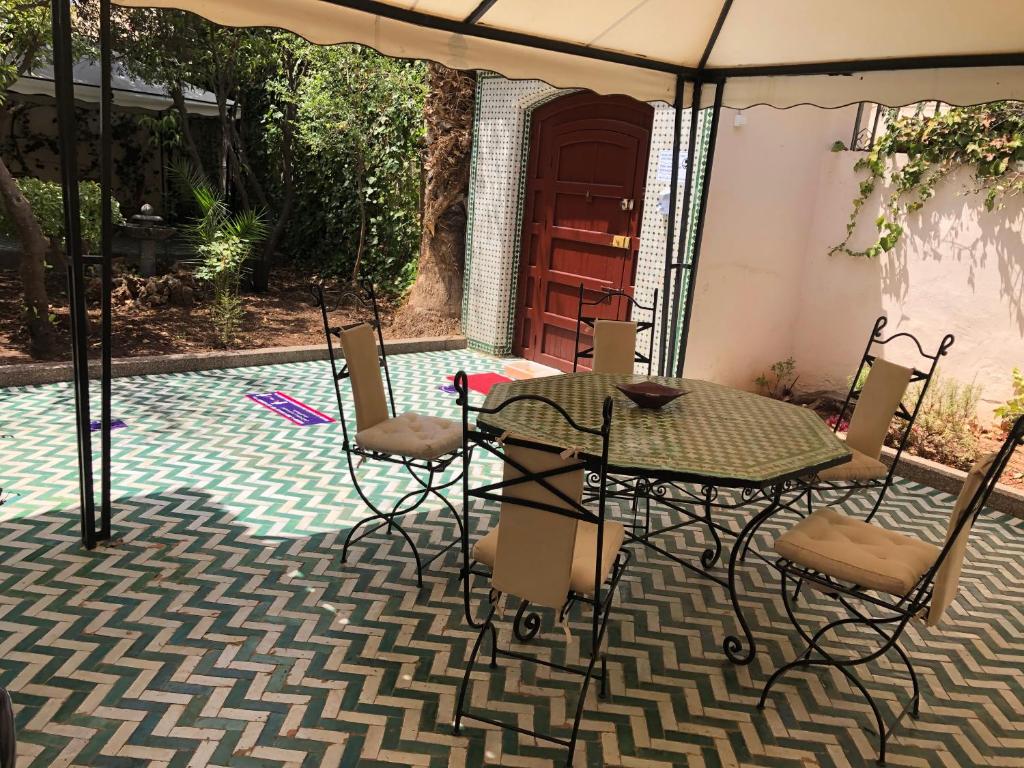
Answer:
[{"left": 447, "top": 372, "right": 513, "bottom": 395}]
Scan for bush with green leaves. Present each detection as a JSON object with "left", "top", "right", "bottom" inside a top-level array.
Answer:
[
  {"left": 0, "top": 178, "right": 125, "bottom": 251},
  {"left": 994, "top": 368, "right": 1024, "bottom": 431},
  {"left": 833, "top": 102, "right": 1024, "bottom": 258},
  {"left": 894, "top": 373, "right": 982, "bottom": 470},
  {"left": 283, "top": 45, "right": 426, "bottom": 294},
  {"left": 174, "top": 163, "right": 267, "bottom": 345},
  {"left": 755, "top": 357, "right": 799, "bottom": 401}
]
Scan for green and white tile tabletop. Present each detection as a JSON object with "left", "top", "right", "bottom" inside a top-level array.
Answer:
[{"left": 480, "top": 373, "right": 851, "bottom": 486}]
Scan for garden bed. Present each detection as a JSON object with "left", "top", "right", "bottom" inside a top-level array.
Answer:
[
  {"left": 0, "top": 266, "right": 444, "bottom": 366},
  {"left": 797, "top": 392, "right": 1024, "bottom": 492}
]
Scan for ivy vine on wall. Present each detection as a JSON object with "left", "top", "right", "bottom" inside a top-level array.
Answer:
[{"left": 831, "top": 102, "right": 1024, "bottom": 258}]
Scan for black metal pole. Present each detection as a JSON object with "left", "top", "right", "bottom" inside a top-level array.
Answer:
[
  {"left": 675, "top": 81, "right": 724, "bottom": 376},
  {"left": 99, "top": 0, "right": 113, "bottom": 540},
  {"left": 657, "top": 75, "right": 685, "bottom": 376},
  {"left": 50, "top": 0, "right": 98, "bottom": 547},
  {"left": 665, "top": 80, "right": 703, "bottom": 376}
]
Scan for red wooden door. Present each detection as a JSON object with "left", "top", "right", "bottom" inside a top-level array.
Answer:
[{"left": 513, "top": 92, "right": 653, "bottom": 371}]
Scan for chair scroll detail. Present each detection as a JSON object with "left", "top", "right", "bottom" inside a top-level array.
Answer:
[
  {"left": 760, "top": 414, "right": 1024, "bottom": 765},
  {"left": 314, "top": 278, "right": 465, "bottom": 588},
  {"left": 452, "top": 370, "right": 630, "bottom": 767}
]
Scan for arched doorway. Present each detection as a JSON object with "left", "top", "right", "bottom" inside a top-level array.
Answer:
[{"left": 512, "top": 91, "right": 654, "bottom": 371}]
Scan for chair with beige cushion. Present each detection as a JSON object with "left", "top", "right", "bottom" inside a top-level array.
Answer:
[
  {"left": 572, "top": 284, "right": 657, "bottom": 375},
  {"left": 808, "top": 316, "right": 955, "bottom": 522},
  {"left": 452, "top": 371, "right": 629, "bottom": 767},
  {"left": 316, "top": 280, "right": 463, "bottom": 588},
  {"left": 760, "top": 415, "right": 1023, "bottom": 764}
]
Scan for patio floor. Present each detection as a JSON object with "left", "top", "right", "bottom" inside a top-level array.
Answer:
[{"left": 0, "top": 349, "right": 1022, "bottom": 767}]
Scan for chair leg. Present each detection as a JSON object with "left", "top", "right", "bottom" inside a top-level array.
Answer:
[
  {"left": 453, "top": 606, "right": 497, "bottom": 735},
  {"left": 862, "top": 479, "right": 890, "bottom": 524},
  {"left": 599, "top": 653, "right": 608, "bottom": 699},
  {"left": 760, "top": 568, "right": 919, "bottom": 765}
]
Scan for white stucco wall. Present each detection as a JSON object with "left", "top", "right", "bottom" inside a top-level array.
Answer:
[{"left": 684, "top": 105, "right": 1023, "bottom": 419}]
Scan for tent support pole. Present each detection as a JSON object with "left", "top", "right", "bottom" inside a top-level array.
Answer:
[
  {"left": 657, "top": 75, "right": 685, "bottom": 375},
  {"left": 665, "top": 80, "right": 702, "bottom": 376},
  {"left": 99, "top": 0, "right": 114, "bottom": 539},
  {"left": 51, "top": 0, "right": 99, "bottom": 548},
  {"left": 675, "top": 80, "right": 724, "bottom": 376}
]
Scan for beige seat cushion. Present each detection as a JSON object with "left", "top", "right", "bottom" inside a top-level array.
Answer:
[
  {"left": 815, "top": 447, "right": 888, "bottom": 482},
  {"left": 355, "top": 411, "right": 461, "bottom": 460},
  {"left": 474, "top": 519, "right": 625, "bottom": 598},
  {"left": 774, "top": 507, "right": 939, "bottom": 596}
]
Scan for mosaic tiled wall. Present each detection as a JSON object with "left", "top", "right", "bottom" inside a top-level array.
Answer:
[{"left": 464, "top": 73, "right": 708, "bottom": 372}]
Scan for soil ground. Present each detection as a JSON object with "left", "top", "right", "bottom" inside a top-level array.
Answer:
[{"left": 0, "top": 266, "right": 425, "bottom": 366}]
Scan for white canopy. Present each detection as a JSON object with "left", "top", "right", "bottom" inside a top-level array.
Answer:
[
  {"left": 112, "top": 0, "right": 1024, "bottom": 107},
  {"left": 10, "top": 58, "right": 226, "bottom": 116}
]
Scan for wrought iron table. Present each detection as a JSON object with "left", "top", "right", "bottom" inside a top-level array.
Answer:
[{"left": 477, "top": 372, "right": 851, "bottom": 664}]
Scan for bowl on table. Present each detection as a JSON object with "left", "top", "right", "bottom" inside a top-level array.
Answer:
[{"left": 614, "top": 381, "right": 687, "bottom": 409}]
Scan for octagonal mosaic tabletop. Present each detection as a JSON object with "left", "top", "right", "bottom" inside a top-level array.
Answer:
[{"left": 480, "top": 373, "right": 851, "bottom": 486}]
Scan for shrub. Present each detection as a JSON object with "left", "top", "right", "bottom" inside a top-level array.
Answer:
[
  {"left": 993, "top": 368, "right": 1024, "bottom": 431},
  {"left": 174, "top": 163, "right": 267, "bottom": 346},
  {"left": 0, "top": 178, "right": 125, "bottom": 251},
  {"left": 755, "top": 358, "right": 799, "bottom": 401},
  {"left": 894, "top": 373, "right": 982, "bottom": 470}
]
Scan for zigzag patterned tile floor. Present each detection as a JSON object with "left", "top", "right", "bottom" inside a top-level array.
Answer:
[{"left": 1, "top": 350, "right": 1022, "bottom": 767}]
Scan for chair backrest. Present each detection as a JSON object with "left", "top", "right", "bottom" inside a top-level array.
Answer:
[
  {"left": 592, "top": 320, "right": 638, "bottom": 375},
  {"left": 573, "top": 284, "right": 657, "bottom": 375},
  {"left": 845, "top": 358, "right": 913, "bottom": 459},
  {"left": 926, "top": 415, "right": 1023, "bottom": 626},
  {"left": 339, "top": 323, "right": 389, "bottom": 432},
  {"left": 456, "top": 370, "right": 614, "bottom": 623},
  {"left": 492, "top": 443, "right": 584, "bottom": 609},
  {"left": 315, "top": 279, "right": 397, "bottom": 440},
  {"left": 835, "top": 316, "right": 955, "bottom": 464}
]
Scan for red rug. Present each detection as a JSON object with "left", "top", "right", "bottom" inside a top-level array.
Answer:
[{"left": 447, "top": 372, "right": 513, "bottom": 395}]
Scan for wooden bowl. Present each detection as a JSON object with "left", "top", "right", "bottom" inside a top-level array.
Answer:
[{"left": 615, "top": 381, "right": 687, "bottom": 409}]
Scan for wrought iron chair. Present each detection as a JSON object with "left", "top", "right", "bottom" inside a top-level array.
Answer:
[
  {"left": 573, "top": 284, "right": 659, "bottom": 533},
  {"left": 760, "top": 414, "right": 1024, "bottom": 764},
  {"left": 572, "top": 284, "right": 657, "bottom": 375},
  {"left": 807, "top": 316, "right": 954, "bottom": 522},
  {"left": 315, "top": 279, "right": 465, "bottom": 588},
  {"left": 452, "top": 370, "right": 630, "bottom": 767}
]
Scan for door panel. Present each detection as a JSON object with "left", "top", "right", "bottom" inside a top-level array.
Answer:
[{"left": 513, "top": 92, "right": 653, "bottom": 372}]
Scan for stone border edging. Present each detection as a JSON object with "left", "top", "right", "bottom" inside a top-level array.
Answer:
[
  {"left": 0, "top": 335, "right": 467, "bottom": 388},
  {"left": 881, "top": 445, "right": 1024, "bottom": 519}
]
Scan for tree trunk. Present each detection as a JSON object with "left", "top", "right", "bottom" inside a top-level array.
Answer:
[
  {"left": 170, "top": 87, "right": 208, "bottom": 181},
  {"left": 254, "top": 75, "right": 299, "bottom": 292},
  {"left": 395, "top": 63, "right": 476, "bottom": 330},
  {"left": 0, "top": 154, "right": 55, "bottom": 354}
]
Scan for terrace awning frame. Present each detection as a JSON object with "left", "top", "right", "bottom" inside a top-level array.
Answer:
[{"left": 48, "top": 0, "right": 1024, "bottom": 547}]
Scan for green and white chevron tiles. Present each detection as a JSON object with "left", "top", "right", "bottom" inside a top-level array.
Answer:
[{"left": 1, "top": 350, "right": 1022, "bottom": 767}]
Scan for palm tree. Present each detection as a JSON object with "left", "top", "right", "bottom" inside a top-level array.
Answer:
[{"left": 396, "top": 63, "right": 476, "bottom": 329}]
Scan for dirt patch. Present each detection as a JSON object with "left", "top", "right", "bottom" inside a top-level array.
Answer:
[
  {"left": 979, "top": 427, "right": 1024, "bottom": 491},
  {"left": 0, "top": 266, "right": 450, "bottom": 366}
]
